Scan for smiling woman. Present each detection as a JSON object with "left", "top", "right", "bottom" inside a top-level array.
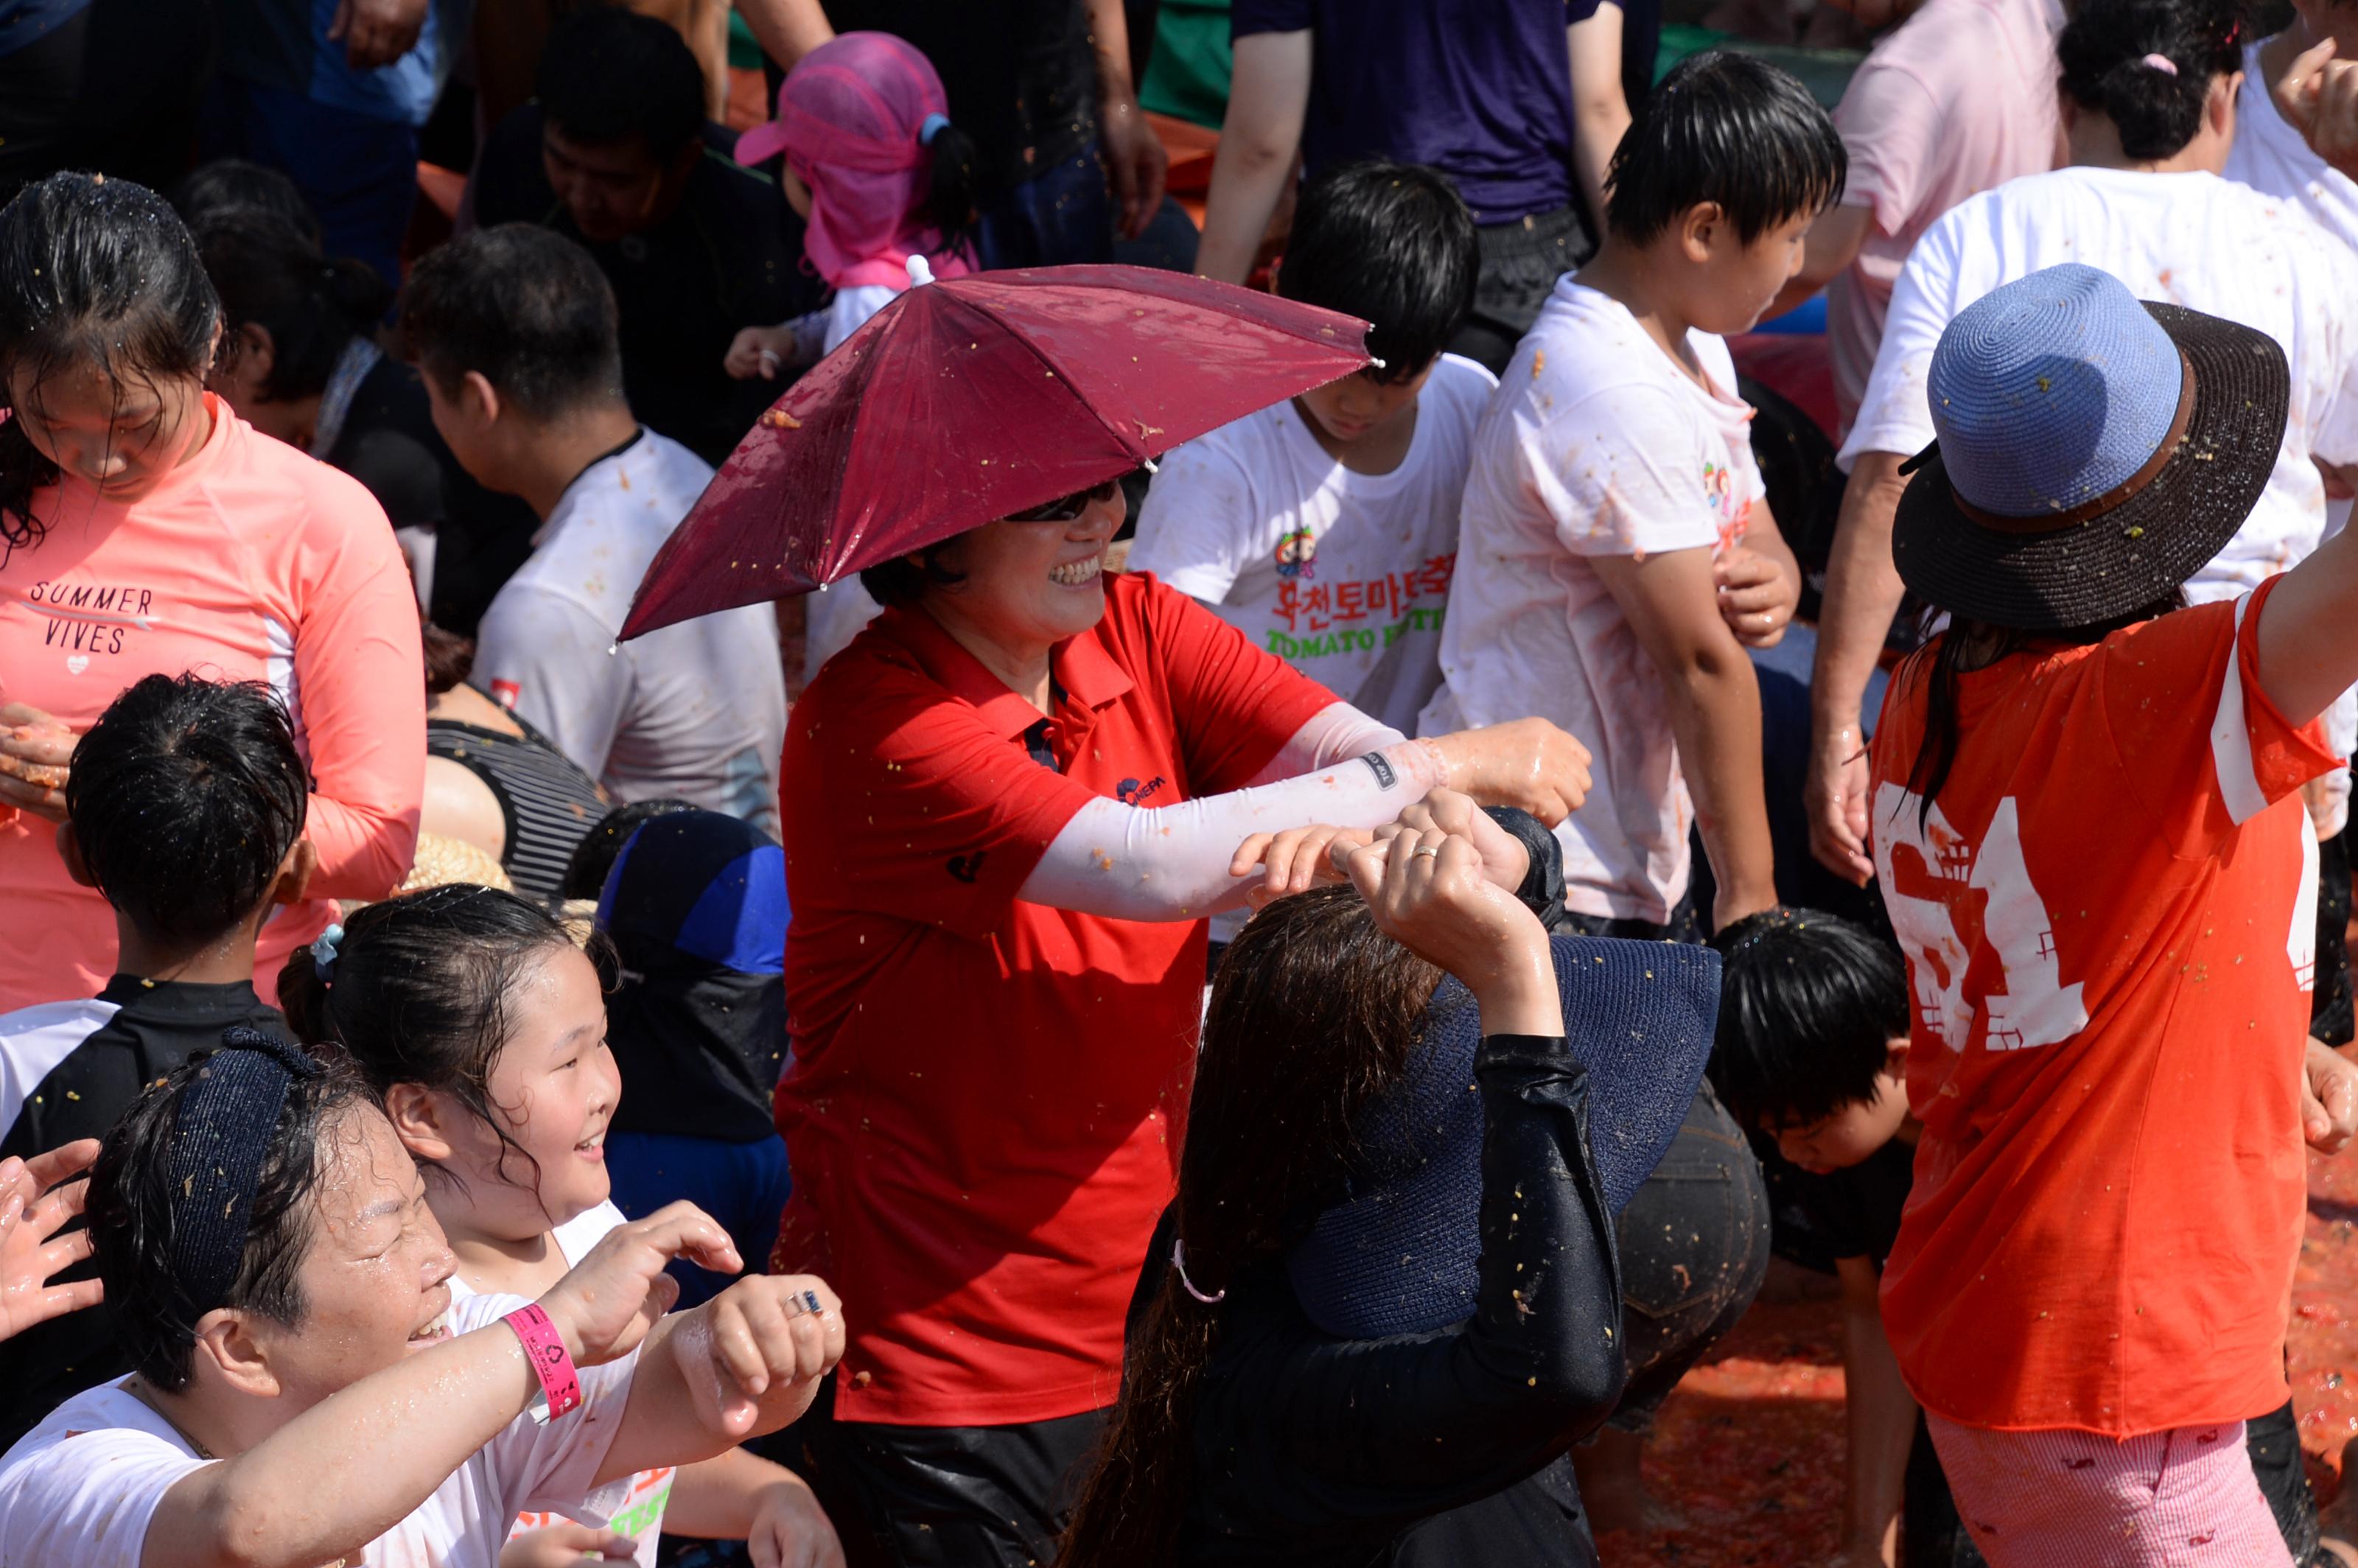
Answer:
[
  {"left": 0, "top": 1029, "right": 849, "bottom": 1568},
  {"left": 768, "top": 469, "right": 1600, "bottom": 1561},
  {"left": 0, "top": 172, "right": 425, "bottom": 1012}
]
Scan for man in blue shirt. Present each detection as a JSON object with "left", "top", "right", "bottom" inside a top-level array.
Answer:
[{"left": 1194, "top": 0, "right": 1593, "bottom": 372}]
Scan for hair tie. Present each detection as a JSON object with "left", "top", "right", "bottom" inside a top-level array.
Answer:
[
  {"left": 918, "top": 113, "right": 951, "bottom": 147},
  {"left": 309, "top": 922, "right": 343, "bottom": 983},
  {"left": 167, "top": 1027, "right": 322, "bottom": 1320},
  {"left": 1172, "top": 1236, "right": 1225, "bottom": 1305},
  {"left": 2141, "top": 52, "right": 2179, "bottom": 75}
]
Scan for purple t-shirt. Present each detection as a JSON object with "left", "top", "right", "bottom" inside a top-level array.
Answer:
[{"left": 1231, "top": 0, "right": 1575, "bottom": 225}]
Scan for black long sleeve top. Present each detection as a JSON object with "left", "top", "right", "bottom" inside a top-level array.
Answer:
[{"left": 1139, "top": 1029, "right": 1626, "bottom": 1567}]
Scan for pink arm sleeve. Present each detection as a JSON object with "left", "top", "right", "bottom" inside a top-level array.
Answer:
[
  {"left": 1018, "top": 711, "right": 1444, "bottom": 922},
  {"left": 1243, "top": 701, "right": 1408, "bottom": 785},
  {"left": 291, "top": 510, "right": 426, "bottom": 900}
]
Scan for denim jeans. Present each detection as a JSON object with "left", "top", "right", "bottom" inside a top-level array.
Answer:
[
  {"left": 1598, "top": 1079, "right": 1771, "bottom": 1432},
  {"left": 199, "top": 76, "right": 419, "bottom": 293},
  {"left": 976, "top": 139, "right": 1113, "bottom": 270},
  {"left": 1448, "top": 205, "right": 1590, "bottom": 377}
]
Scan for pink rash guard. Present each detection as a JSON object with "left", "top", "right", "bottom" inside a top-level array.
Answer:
[{"left": 0, "top": 397, "right": 424, "bottom": 1009}]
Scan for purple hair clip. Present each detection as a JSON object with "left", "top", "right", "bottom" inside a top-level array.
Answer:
[{"left": 1172, "top": 1237, "right": 1225, "bottom": 1305}]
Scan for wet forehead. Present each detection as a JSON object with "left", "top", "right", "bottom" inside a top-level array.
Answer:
[{"left": 307, "top": 1107, "right": 428, "bottom": 1256}]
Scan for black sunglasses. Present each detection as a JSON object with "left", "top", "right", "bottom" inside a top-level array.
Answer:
[{"left": 1007, "top": 478, "right": 1122, "bottom": 523}]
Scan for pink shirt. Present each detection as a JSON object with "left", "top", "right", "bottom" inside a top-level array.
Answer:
[
  {"left": 1827, "top": 0, "right": 2065, "bottom": 442},
  {"left": 0, "top": 397, "right": 423, "bottom": 1010}
]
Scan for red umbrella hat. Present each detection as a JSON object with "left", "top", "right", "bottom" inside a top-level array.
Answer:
[{"left": 618, "top": 262, "right": 1374, "bottom": 640}]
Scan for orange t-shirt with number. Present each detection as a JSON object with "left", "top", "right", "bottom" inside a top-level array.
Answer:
[{"left": 1867, "top": 577, "right": 2337, "bottom": 1435}]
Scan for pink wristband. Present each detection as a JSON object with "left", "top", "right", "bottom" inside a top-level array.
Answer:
[{"left": 503, "top": 1303, "right": 583, "bottom": 1422}]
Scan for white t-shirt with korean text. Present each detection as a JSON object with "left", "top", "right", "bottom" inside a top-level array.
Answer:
[
  {"left": 1128, "top": 354, "right": 1496, "bottom": 735},
  {"left": 1421, "top": 275, "right": 1763, "bottom": 924}
]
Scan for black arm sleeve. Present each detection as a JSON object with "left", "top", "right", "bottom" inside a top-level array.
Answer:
[
  {"left": 1194, "top": 1034, "right": 1625, "bottom": 1526},
  {"left": 1483, "top": 805, "right": 1573, "bottom": 933}
]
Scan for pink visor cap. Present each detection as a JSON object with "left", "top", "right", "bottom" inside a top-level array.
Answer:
[{"left": 734, "top": 31, "right": 948, "bottom": 172}]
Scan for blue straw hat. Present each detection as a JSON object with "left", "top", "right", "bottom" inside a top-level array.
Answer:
[
  {"left": 1285, "top": 935, "right": 1718, "bottom": 1339},
  {"left": 1892, "top": 263, "right": 2287, "bottom": 631}
]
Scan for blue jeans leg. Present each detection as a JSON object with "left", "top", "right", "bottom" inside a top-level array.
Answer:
[
  {"left": 976, "top": 139, "right": 1113, "bottom": 269},
  {"left": 200, "top": 77, "right": 418, "bottom": 291}
]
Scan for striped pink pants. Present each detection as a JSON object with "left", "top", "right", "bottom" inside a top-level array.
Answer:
[{"left": 1925, "top": 1414, "right": 2293, "bottom": 1567}]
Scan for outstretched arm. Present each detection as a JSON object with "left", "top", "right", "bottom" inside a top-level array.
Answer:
[
  {"left": 2258, "top": 511, "right": 2358, "bottom": 725},
  {"left": 1016, "top": 716, "right": 1591, "bottom": 920},
  {"left": 141, "top": 1204, "right": 742, "bottom": 1568},
  {"left": 596, "top": 1273, "right": 844, "bottom": 1483}
]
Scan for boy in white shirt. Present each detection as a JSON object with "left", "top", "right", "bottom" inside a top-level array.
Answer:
[
  {"left": 400, "top": 226, "right": 790, "bottom": 836},
  {"left": 1130, "top": 161, "right": 1494, "bottom": 738},
  {"left": 1423, "top": 49, "right": 1824, "bottom": 939}
]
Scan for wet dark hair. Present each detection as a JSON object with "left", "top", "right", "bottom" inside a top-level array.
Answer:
[
  {"left": 398, "top": 225, "right": 624, "bottom": 419},
  {"left": 537, "top": 6, "right": 707, "bottom": 165},
  {"left": 1898, "top": 590, "right": 2183, "bottom": 827},
  {"left": 1276, "top": 161, "right": 1477, "bottom": 385},
  {"left": 423, "top": 619, "right": 475, "bottom": 698},
  {"left": 88, "top": 1049, "right": 377, "bottom": 1391},
  {"left": 1061, "top": 886, "right": 1442, "bottom": 1567},
  {"left": 1606, "top": 50, "right": 1847, "bottom": 248},
  {"left": 195, "top": 212, "right": 390, "bottom": 402},
  {"left": 68, "top": 673, "right": 309, "bottom": 947},
  {"left": 2057, "top": 0, "right": 2244, "bottom": 161},
  {"left": 921, "top": 122, "right": 984, "bottom": 262},
  {"left": 279, "top": 885, "right": 588, "bottom": 1206},
  {"left": 561, "top": 797, "right": 700, "bottom": 901},
  {"left": 0, "top": 173, "right": 221, "bottom": 554},
  {"left": 168, "top": 159, "right": 323, "bottom": 248},
  {"left": 1707, "top": 907, "right": 1910, "bottom": 1130}
]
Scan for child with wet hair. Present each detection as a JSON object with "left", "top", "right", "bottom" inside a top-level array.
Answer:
[
  {"left": 279, "top": 886, "right": 842, "bottom": 1568},
  {"left": 0, "top": 673, "right": 312, "bottom": 1450}
]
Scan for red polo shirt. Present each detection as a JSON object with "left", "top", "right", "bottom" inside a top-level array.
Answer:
[{"left": 774, "top": 570, "right": 1337, "bottom": 1426}]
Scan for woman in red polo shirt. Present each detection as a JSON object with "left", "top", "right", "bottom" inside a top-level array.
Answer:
[{"left": 775, "top": 475, "right": 1589, "bottom": 1567}]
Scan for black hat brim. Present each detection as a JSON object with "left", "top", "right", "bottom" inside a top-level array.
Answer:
[{"left": 1890, "top": 301, "right": 2290, "bottom": 633}]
